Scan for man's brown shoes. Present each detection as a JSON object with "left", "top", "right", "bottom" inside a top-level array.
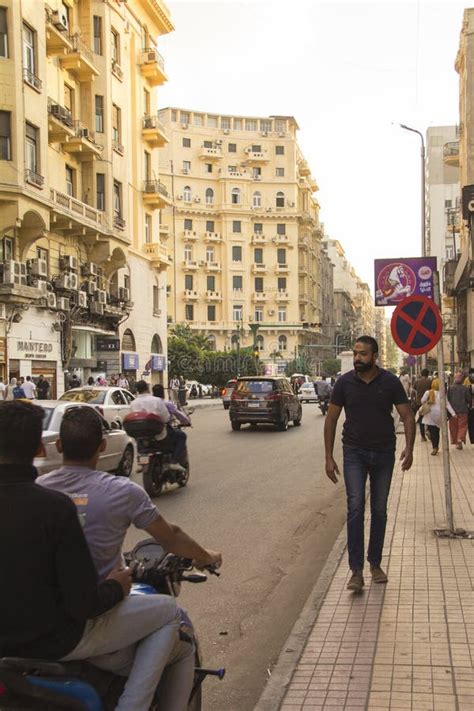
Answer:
[
  {"left": 370, "top": 565, "right": 388, "bottom": 583},
  {"left": 347, "top": 571, "right": 365, "bottom": 593}
]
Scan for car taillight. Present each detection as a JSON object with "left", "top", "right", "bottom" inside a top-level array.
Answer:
[
  {"left": 264, "top": 392, "right": 281, "bottom": 401},
  {"left": 231, "top": 390, "right": 244, "bottom": 400},
  {"left": 222, "top": 388, "right": 227, "bottom": 396}
]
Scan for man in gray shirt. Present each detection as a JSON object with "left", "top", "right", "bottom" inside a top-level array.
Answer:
[{"left": 39, "top": 406, "right": 222, "bottom": 710}]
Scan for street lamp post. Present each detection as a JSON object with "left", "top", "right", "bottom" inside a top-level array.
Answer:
[{"left": 400, "top": 124, "right": 426, "bottom": 258}]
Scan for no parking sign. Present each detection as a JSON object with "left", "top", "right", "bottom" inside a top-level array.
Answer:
[{"left": 390, "top": 295, "right": 442, "bottom": 355}]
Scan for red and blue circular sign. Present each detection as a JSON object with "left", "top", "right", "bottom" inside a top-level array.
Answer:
[{"left": 391, "top": 295, "right": 442, "bottom": 355}]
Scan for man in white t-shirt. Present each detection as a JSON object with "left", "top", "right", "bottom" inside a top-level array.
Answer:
[
  {"left": 0, "top": 378, "right": 5, "bottom": 401},
  {"left": 22, "top": 376, "right": 37, "bottom": 400}
]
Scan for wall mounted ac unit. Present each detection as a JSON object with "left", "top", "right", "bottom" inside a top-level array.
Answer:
[
  {"left": 51, "top": 10, "right": 68, "bottom": 31},
  {"left": 27, "top": 258, "right": 48, "bottom": 278},
  {"left": 177, "top": 195, "right": 183, "bottom": 200},
  {"left": 46, "top": 293, "right": 57, "bottom": 309},
  {"left": 261, "top": 132, "right": 268, "bottom": 137},
  {"left": 288, "top": 201, "right": 295, "bottom": 207},
  {"left": 84, "top": 280, "right": 97, "bottom": 295},
  {"left": 0, "top": 303, "right": 6, "bottom": 320},
  {"left": 60, "top": 255, "right": 78, "bottom": 271},
  {"left": 81, "top": 262, "right": 98, "bottom": 277},
  {"left": 36, "top": 280, "right": 48, "bottom": 295},
  {"left": 69, "top": 273, "right": 79, "bottom": 290},
  {"left": 223, "top": 129, "right": 230, "bottom": 135},
  {"left": 90, "top": 301, "right": 104, "bottom": 315},
  {"left": 181, "top": 123, "right": 188, "bottom": 129},
  {"left": 55, "top": 274, "right": 72, "bottom": 290},
  {"left": 57, "top": 297, "right": 70, "bottom": 311},
  {"left": 96, "top": 289, "right": 107, "bottom": 305},
  {"left": 215, "top": 139, "right": 223, "bottom": 145},
  {"left": 77, "top": 127, "right": 90, "bottom": 139},
  {"left": 194, "top": 197, "right": 201, "bottom": 203},
  {"left": 0, "top": 261, "right": 27, "bottom": 286},
  {"left": 77, "top": 292, "right": 88, "bottom": 308},
  {"left": 268, "top": 309, "right": 275, "bottom": 316}
]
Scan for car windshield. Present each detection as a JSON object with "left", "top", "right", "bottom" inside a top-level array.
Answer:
[
  {"left": 41, "top": 407, "right": 55, "bottom": 430},
  {"left": 60, "top": 390, "right": 106, "bottom": 404},
  {"left": 236, "top": 380, "right": 275, "bottom": 394}
]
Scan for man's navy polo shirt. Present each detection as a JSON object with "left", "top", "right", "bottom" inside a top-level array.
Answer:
[{"left": 330, "top": 368, "right": 408, "bottom": 451}]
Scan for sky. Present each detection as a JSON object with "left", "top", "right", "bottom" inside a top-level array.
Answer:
[{"left": 158, "top": 0, "right": 466, "bottom": 292}]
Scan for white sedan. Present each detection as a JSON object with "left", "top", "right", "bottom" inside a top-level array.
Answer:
[
  {"left": 297, "top": 382, "right": 319, "bottom": 403},
  {"left": 35, "top": 401, "right": 134, "bottom": 477},
  {"left": 58, "top": 386, "right": 135, "bottom": 425}
]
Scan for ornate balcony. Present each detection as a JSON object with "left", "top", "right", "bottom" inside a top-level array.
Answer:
[
  {"left": 443, "top": 141, "right": 460, "bottom": 167},
  {"left": 45, "top": 12, "right": 73, "bottom": 56},
  {"left": 25, "top": 169, "right": 44, "bottom": 189},
  {"left": 183, "top": 260, "right": 198, "bottom": 271},
  {"left": 142, "top": 180, "right": 172, "bottom": 209},
  {"left": 183, "top": 229, "right": 198, "bottom": 241},
  {"left": 251, "top": 263, "right": 267, "bottom": 274},
  {"left": 62, "top": 121, "right": 103, "bottom": 160},
  {"left": 275, "top": 263, "right": 290, "bottom": 273},
  {"left": 142, "top": 115, "right": 168, "bottom": 147},
  {"left": 199, "top": 146, "right": 222, "bottom": 160},
  {"left": 49, "top": 188, "right": 109, "bottom": 236},
  {"left": 205, "top": 290, "right": 222, "bottom": 301},
  {"left": 251, "top": 233, "right": 266, "bottom": 244},
  {"left": 23, "top": 68, "right": 42, "bottom": 92},
  {"left": 60, "top": 34, "right": 99, "bottom": 81},
  {"left": 244, "top": 148, "right": 269, "bottom": 163},
  {"left": 276, "top": 290, "right": 290, "bottom": 301},
  {"left": 139, "top": 48, "right": 167, "bottom": 86},
  {"left": 204, "top": 232, "right": 222, "bottom": 243},
  {"left": 252, "top": 291, "right": 268, "bottom": 301},
  {"left": 204, "top": 261, "right": 221, "bottom": 272},
  {"left": 143, "top": 243, "right": 171, "bottom": 270},
  {"left": 184, "top": 289, "right": 199, "bottom": 300},
  {"left": 298, "top": 160, "right": 310, "bottom": 177}
]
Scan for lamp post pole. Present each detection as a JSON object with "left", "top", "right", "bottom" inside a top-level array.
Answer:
[{"left": 400, "top": 124, "right": 426, "bottom": 258}]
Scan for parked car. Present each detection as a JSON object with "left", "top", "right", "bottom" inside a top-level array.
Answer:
[
  {"left": 229, "top": 376, "right": 302, "bottom": 431},
  {"left": 221, "top": 379, "right": 237, "bottom": 409},
  {"left": 298, "top": 382, "right": 319, "bottom": 403},
  {"left": 59, "top": 386, "right": 135, "bottom": 425},
  {"left": 34, "top": 401, "right": 134, "bottom": 477}
]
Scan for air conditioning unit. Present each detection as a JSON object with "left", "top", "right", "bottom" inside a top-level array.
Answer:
[
  {"left": 278, "top": 132, "right": 286, "bottom": 137},
  {"left": 0, "top": 303, "right": 6, "bottom": 320},
  {"left": 215, "top": 139, "right": 223, "bottom": 145},
  {"left": 60, "top": 255, "right": 78, "bottom": 271},
  {"left": 84, "top": 280, "right": 97, "bottom": 295},
  {"left": 194, "top": 197, "right": 201, "bottom": 203},
  {"left": 223, "top": 129, "right": 230, "bottom": 135},
  {"left": 27, "top": 275, "right": 38, "bottom": 288},
  {"left": 143, "top": 116, "right": 154, "bottom": 129},
  {"left": 118, "top": 287, "right": 130, "bottom": 302},
  {"left": 181, "top": 123, "right": 188, "bottom": 130},
  {"left": 77, "top": 127, "right": 90, "bottom": 139},
  {"left": 0, "top": 261, "right": 27, "bottom": 286},
  {"left": 57, "top": 297, "right": 70, "bottom": 311},
  {"left": 266, "top": 208, "right": 272, "bottom": 212},
  {"left": 37, "top": 280, "right": 49, "bottom": 295},
  {"left": 77, "top": 292, "right": 88, "bottom": 308},
  {"left": 51, "top": 10, "right": 68, "bottom": 31},
  {"left": 177, "top": 195, "right": 183, "bottom": 200},
  {"left": 272, "top": 237, "right": 278, "bottom": 243},
  {"left": 261, "top": 131, "right": 268, "bottom": 137},
  {"left": 244, "top": 147, "right": 252, "bottom": 153},
  {"left": 27, "top": 258, "right": 48, "bottom": 278},
  {"left": 81, "top": 262, "right": 98, "bottom": 277},
  {"left": 96, "top": 289, "right": 107, "bottom": 305},
  {"left": 69, "top": 273, "right": 79, "bottom": 290},
  {"left": 253, "top": 175, "right": 261, "bottom": 181},
  {"left": 55, "top": 274, "right": 72, "bottom": 290},
  {"left": 198, "top": 260, "right": 206, "bottom": 266},
  {"left": 268, "top": 309, "right": 275, "bottom": 316},
  {"left": 90, "top": 301, "right": 104, "bottom": 315}
]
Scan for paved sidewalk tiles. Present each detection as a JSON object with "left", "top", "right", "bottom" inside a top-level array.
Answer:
[{"left": 278, "top": 439, "right": 473, "bottom": 711}]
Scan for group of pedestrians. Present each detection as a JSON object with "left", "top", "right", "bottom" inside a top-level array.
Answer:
[{"left": 0, "top": 374, "right": 50, "bottom": 401}]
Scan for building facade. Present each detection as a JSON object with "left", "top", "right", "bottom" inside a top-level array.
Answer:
[
  {"left": 158, "top": 108, "right": 329, "bottom": 369},
  {"left": 0, "top": 0, "right": 173, "bottom": 395}
]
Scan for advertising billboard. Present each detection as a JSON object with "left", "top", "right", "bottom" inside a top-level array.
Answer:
[{"left": 374, "top": 257, "right": 437, "bottom": 306}]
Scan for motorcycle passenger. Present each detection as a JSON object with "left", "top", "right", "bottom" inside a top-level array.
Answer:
[
  {"left": 130, "top": 380, "right": 186, "bottom": 474},
  {"left": 0, "top": 401, "right": 184, "bottom": 711},
  {"left": 39, "top": 406, "right": 222, "bottom": 710},
  {"left": 152, "top": 383, "right": 191, "bottom": 426},
  {"left": 315, "top": 378, "right": 332, "bottom": 406}
]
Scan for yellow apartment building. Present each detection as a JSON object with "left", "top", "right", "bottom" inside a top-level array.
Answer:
[
  {"left": 158, "top": 107, "right": 329, "bottom": 368},
  {"left": 0, "top": 0, "right": 173, "bottom": 395}
]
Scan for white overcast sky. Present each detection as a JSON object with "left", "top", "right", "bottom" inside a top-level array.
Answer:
[{"left": 158, "top": 0, "right": 466, "bottom": 291}]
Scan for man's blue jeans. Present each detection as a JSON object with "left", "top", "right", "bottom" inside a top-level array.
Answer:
[{"left": 343, "top": 446, "right": 395, "bottom": 572}]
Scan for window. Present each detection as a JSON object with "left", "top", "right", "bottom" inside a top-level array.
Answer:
[
  {"left": 207, "top": 115, "right": 218, "bottom": 128},
  {"left": 112, "top": 104, "right": 121, "bottom": 143},
  {"left": 231, "top": 187, "right": 241, "bottom": 205},
  {"left": 183, "top": 160, "right": 191, "bottom": 172},
  {"left": 277, "top": 248, "right": 286, "bottom": 264},
  {"left": 221, "top": 117, "right": 231, "bottom": 130},
  {"left": 180, "top": 112, "right": 190, "bottom": 125},
  {"left": 252, "top": 167, "right": 261, "bottom": 178},
  {"left": 253, "top": 191, "right": 261, "bottom": 208},
  {"left": 278, "top": 335, "right": 287, "bottom": 351},
  {"left": 145, "top": 214, "right": 152, "bottom": 244},
  {"left": 183, "top": 186, "right": 192, "bottom": 202},
  {"left": 65, "top": 165, "right": 75, "bottom": 196},
  {"left": 228, "top": 143, "right": 237, "bottom": 153},
  {"left": 25, "top": 122, "right": 38, "bottom": 173},
  {"left": 275, "top": 121, "right": 286, "bottom": 133},
  {"left": 22, "top": 24, "right": 35, "bottom": 75},
  {"left": 96, "top": 173, "right": 105, "bottom": 211},
  {"left": 278, "top": 307, "right": 287, "bottom": 322},
  {"left": 0, "top": 111, "right": 11, "bottom": 160},
  {"left": 144, "top": 151, "right": 151, "bottom": 180},
  {"left": 254, "top": 248, "right": 263, "bottom": 264},
  {"left": 254, "top": 277, "right": 264, "bottom": 292},
  {"left": 171, "top": 110, "right": 177, "bottom": 122},
  {"left": 184, "top": 245, "right": 193, "bottom": 261},
  {"left": 276, "top": 167, "right": 285, "bottom": 177},
  {"left": 232, "top": 246, "right": 242, "bottom": 262},
  {"left": 185, "top": 274, "right": 193, "bottom": 290},
  {"left": 278, "top": 277, "right": 287, "bottom": 291},
  {"left": 0, "top": 236, "right": 14, "bottom": 261},
  {"left": 36, "top": 246, "right": 49, "bottom": 274},
  {"left": 113, "top": 180, "right": 122, "bottom": 216},
  {"left": 246, "top": 119, "right": 257, "bottom": 131},
  {"left": 0, "top": 7, "right": 8, "bottom": 58},
  {"left": 232, "top": 220, "right": 241, "bottom": 233},
  {"left": 234, "top": 118, "right": 242, "bottom": 130},
  {"left": 203, "top": 140, "right": 213, "bottom": 148},
  {"left": 445, "top": 199, "right": 452, "bottom": 208},
  {"left": 207, "top": 276, "right": 215, "bottom": 291},
  {"left": 277, "top": 223, "right": 286, "bottom": 235},
  {"left": 63, "top": 84, "right": 74, "bottom": 118},
  {"left": 251, "top": 144, "right": 261, "bottom": 152},
  {"left": 95, "top": 95, "right": 104, "bottom": 133},
  {"left": 254, "top": 223, "right": 263, "bottom": 234},
  {"left": 228, "top": 165, "right": 237, "bottom": 173},
  {"left": 206, "top": 220, "right": 215, "bottom": 232},
  {"left": 93, "top": 16, "right": 102, "bottom": 54},
  {"left": 276, "top": 145, "right": 285, "bottom": 155},
  {"left": 153, "top": 286, "right": 160, "bottom": 314},
  {"left": 205, "top": 246, "right": 214, "bottom": 262},
  {"left": 254, "top": 308, "right": 263, "bottom": 323},
  {"left": 207, "top": 305, "right": 216, "bottom": 321},
  {"left": 111, "top": 29, "right": 120, "bottom": 64},
  {"left": 205, "top": 163, "right": 213, "bottom": 174},
  {"left": 256, "top": 335, "right": 264, "bottom": 350},
  {"left": 184, "top": 218, "right": 193, "bottom": 230},
  {"left": 143, "top": 89, "right": 150, "bottom": 115},
  {"left": 233, "top": 305, "right": 243, "bottom": 321},
  {"left": 193, "top": 114, "right": 203, "bottom": 126},
  {"left": 182, "top": 138, "right": 191, "bottom": 148},
  {"left": 276, "top": 191, "right": 285, "bottom": 208},
  {"left": 233, "top": 276, "right": 243, "bottom": 291},
  {"left": 185, "top": 304, "right": 194, "bottom": 321}
]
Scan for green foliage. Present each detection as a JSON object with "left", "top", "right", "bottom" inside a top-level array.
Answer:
[
  {"left": 285, "top": 358, "right": 312, "bottom": 377},
  {"left": 321, "top": 358, "right": 341, "bottom": 377}
]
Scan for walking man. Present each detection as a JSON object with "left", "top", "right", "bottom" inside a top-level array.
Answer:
[
  {"left": 324, "top": 336, "right": 415, "bottom": 593},
  {"left": 22, "top": 375, "right": 37, "bottom": 400},
  {"left": 413, "top": 368, "right": 431, "bottom": 441}
]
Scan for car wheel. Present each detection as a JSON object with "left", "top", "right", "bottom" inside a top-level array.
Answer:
[
  {"left": 231, "top": 421, "right": 241, "bottom": 431},
  {"left": 293, "top": 407, "right": 302, "bottom": 426},
  {"left": 277, "top": 411, "right": 289, "bottom": 431},
  {"left": 115, "top": 445, "right": 133, "bottom": 477}
]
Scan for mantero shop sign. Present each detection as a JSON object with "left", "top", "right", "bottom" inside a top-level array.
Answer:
[{"left": 12, "top": 338, "right": 59, "bottom": 360}]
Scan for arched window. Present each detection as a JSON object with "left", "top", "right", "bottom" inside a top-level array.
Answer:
[
  {"left": 252, "top": 191, "right": 261, "bottom": 208},
  {"left": 278, "top": 335, "right": 287, "bottom": 351},
  {"left": 151, "top": 334, "right": 163, "bottom": 353},
  {"left": 231, "top": 187, "right": 241, "bottom": 205},
  {"left": 122, "top": 329, "right": 136, "bottom": 352},
  {"left": 205, "top": 188, "right": 214, "bottom": 204},
  {"left": 256, "top": 335, "right": 264, "bottom": 352},
  {"left": 231, "top": 334, "right": 240, "bottom": 350},
  {"left": 276, "top": 191, "right": 285, "bottom": 208},
  {"left": 183, "top": 185, "right": 192, "bottom": 202}
]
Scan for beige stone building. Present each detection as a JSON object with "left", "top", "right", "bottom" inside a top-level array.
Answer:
[
  {"left": 158, "top": 108, "right": 328, "bottom": 368},
  {"left": 0, "top": 0, "right": 173, "bottom": 394}
]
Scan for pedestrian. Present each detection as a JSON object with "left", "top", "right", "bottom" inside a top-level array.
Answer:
[
  {"left": 464, "top": 368, "right": 474, "bottom": 444},
  {"left": 22, "top": 375, "right": 37, "bottom": 400},
  {"left": 413, "top": 368, "right": 431, "bottom": 441},
  {"left": 178, "top": 377, "right": 187, "bottom": 407},
  {"left": 4, "top": 377, "right": 17, "bottom": 402},
  {"left": 118, "top": 372, "right": 130, "bottom": 389},
  {"left": 447, "top": 372, "right": 471, "bottom": 449},
  {"left": 36, "top": 374, "right": 50, "bottom": 400},
  {"left": 12, "top": 379, "right": 26, "bottom": 400},
  {"left": 0, "top": 377, "right": 5, "bottom": 401},
  {"left": 87, "top": 376, "right": 95, "bottom": 386},
  {"left": 169, "top": 376, "right": 180, "bottom": 404},
  {"left": 399, "top": 370, "right": 411, "bottom": 398},
  {"left": 324, "top": 336, "right": 415, "bottom": 594},
  {"left": 420, "top": 378, "right": 456, "bottom": 456},
  {"left": 68, "top": 373, "right": 81, "bottom": 390}
]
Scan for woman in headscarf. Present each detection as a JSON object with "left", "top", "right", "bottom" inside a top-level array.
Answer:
[
  {"left": 4, "top": 377, "right": 17, "bottom": 402},
  {"left": 448, "top": 372, "right": 471, "bottom": 449},
  {"left": 420, "top": 378, "right": 456, "bottom": 456}
]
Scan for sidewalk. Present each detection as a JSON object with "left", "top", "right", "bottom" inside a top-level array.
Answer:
[{"left": 256, "top": 437, "right": 473, "bottom": 711}]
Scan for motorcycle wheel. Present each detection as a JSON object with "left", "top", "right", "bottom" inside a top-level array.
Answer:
[
  {"left": 143, "top": 458, "right": 163, "bottom": 498},
  {"left": 188, "top": 644, "right": 203, "bottom": 711},
  {"left": 177, "top": 454, "right": 190, "bottom": 487}
]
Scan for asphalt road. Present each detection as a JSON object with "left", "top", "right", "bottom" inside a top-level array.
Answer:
[{"left": 125, "top": 403, "right": 346, "bottom": 711}]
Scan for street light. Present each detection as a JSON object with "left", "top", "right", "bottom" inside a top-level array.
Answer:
[{"left": 399, "top": 124, "right": 426, "bottom": 257}]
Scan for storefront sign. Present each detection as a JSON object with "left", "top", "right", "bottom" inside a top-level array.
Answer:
[
  {"left": 151, "top": 355, "right": 166, "bottom": 371},
  {"left": 122, "top": 353, "right": 139, "bottom": 371},
  {"left": 374, "top": 257, "right": 437, "bottom": 306},
  {"left": 12, "top": 338, "right": 59, "bottom": 360},
  {"left": 96, "top": 337, "right": 120, "bottom": 352}
]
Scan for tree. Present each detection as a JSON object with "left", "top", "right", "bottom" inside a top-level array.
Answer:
[
  {"left": 321, "top": 358, "right": 341, "bottom": 377},
  {"left": 170, "top": 324, "right": 213, "bottom": 351}
]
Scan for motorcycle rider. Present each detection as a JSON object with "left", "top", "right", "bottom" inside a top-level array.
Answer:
[
  {"left": 39, "top": 406, "right": 222, "bottom": 709},
  {"left": 315, "top": 377, "right": 332, "bottom": 411},
  {"left": 0, "top": 401, "right": 186, "bottom": 711}
]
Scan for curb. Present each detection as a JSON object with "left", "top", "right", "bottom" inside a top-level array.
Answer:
[
  {"left": 188, "top": 400, "right": 223, "bottom": 411},
  {"left": 254, "top": 524, "right": 348, "bottom": 711}
]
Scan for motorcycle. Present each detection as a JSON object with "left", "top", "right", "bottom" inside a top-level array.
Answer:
[
  {"left": 318, "top": 396, "right": 329, "bottom": 415},
  {"left": 0, "top": 539, "right": 224, "bottom": 711},
  {"left": 123, "top": 412, "right": 191, "bottom": 498}
]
